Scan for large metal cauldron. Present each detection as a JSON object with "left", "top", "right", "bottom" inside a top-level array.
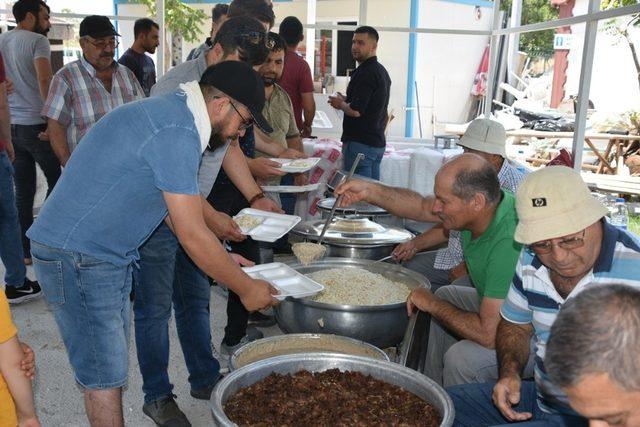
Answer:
[
  {"left": 275, "top": 258, "right": 430, "bottom": 348},
  {"left": 211, "top": 353, "right": 454, "bottom": 426}
]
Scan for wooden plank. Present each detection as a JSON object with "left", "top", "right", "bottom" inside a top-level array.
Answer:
[
  {"left": 616, "top": 140, "right": 622, "bottom": 175},
  {"left": 597, "top": 141, "right": 615, "bottom": 174},
  {"left": 585, "top": 138, "right": 615, "bottom": 174}
]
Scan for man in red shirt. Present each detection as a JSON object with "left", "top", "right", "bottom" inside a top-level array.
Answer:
[{"left": 278, "top": 16, "right": 316, "bottom": 138}]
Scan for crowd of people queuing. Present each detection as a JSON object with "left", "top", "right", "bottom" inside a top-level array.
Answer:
[{"left": 0, "top": 0, "right": 639, "bottom": 426}]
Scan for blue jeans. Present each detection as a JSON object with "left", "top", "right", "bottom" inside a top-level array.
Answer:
[
  {"left": 0, "top": 152, "right": 26, "bottom": 287},
  {"left": 342, "top": 140, "right": 385, "bottom": 180},
  {"left": 447, "top": 381, "right": 588, "bottom": 427},
  {"left": 134, "top": 223, "right": 220, "bottom": 404},
  {"left": 30, "top": 241, "right": 132, "bottom": 389}
]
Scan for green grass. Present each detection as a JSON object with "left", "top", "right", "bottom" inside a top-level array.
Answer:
[{"left": 630, "top": 215, "right": 640, "bottom": 237}]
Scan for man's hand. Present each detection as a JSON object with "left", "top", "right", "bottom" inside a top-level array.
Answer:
[
  {"left": 293, "top": 173, "right": 308, "bottom": 186},
  {"left": 248, "top": 157, "right": 287, "bottom": 179},
  {"left": 209, "top": 211, "right": 246, "bottom": 242},
  {"left": 252, "top": 196, "right": 284, "bottom": 214},
  {"left": 6, "top": 78, "right": 14, "bottom": 95},
  {"left": 20, "top": 342, "right": 35, "bottom": 380},
  {"left": 492, "top": 375, "right": 532, "bottom": 422},
  {"left": 278, "top": 148, "right": 307, "bottom": 159},
  {"left": 229, "top": 253, "right": 254, "bottom": 267},
  {"left": 5, "top": 141, "right": 15, "bottom": 162},
  {"left": 37, "top": 128, "right": 49, "bottom": 141},
  {"left": 239, "top": 279, "right": 280, "bottom": 311},
  {"left": 301, "top": 124, "right": 312, "bottom": 139},
  {"left": 406, "top": 287, "right": 436, "bottom": 315},
  {"left": 449, "top": 261, "right": 468, "bottom": 282},
  {"left": 334, "top": 179, "right": 373, "bottom": 207},
  {"left": 392, "top": 240, "right": 419, "bottom": 262},
  {"left": 328, "top": 92, "right": 346, "bottom": 109}
]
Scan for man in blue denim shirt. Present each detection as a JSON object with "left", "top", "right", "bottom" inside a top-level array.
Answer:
[
  {"left": 27, "top": 62, "right": 279, "bottom": 427},
  {"left": 135, "top": 17, "right": 290, "bottom": 427}
]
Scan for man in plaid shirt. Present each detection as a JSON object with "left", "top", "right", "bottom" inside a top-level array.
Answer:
[
  {"left": 394, "top": 119, "right": 525, "bottom": 291},
  {"left": 43, "top": 15, "right": 144, "bottom": 166}
]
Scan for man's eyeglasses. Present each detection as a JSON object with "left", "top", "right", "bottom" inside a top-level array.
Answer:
[
  {"left": 229, "top": 102, "right": 254, "bottom": 130},
  {"left": 84, "top": 37, "right": 119, "bottom": 49},
  {"left": 528, "top": 229, "right": 586, "bottom": 255}
]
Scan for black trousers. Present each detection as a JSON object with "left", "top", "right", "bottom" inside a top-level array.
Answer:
[
  {"left": 207, "top": 178, "right": 258, "bottom": 345},
  {"left": 11, "top": 124, "right": 61, "bottom": 255}
]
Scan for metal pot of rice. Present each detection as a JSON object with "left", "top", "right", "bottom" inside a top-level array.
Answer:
[
  {"left": 229, "top": 333, "right": 389, "bottom": 371},
  {"left": 275, "top": 258, "right": 430, "bottom": 348}
]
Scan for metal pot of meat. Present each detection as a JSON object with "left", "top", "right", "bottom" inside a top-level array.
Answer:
[
  {"left": 274, "top": 258, "right": 430, "bottom": 349},
  {"left": 211, "top": 353, "right": 454, "bottom": 426},
  {"left": 290, "top": 217, "right": 413, "bottom": 261}
]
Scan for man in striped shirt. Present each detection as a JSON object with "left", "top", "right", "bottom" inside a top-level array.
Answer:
[
  {"left": 43, "top": 15, "right": 144, "bottom": 166},
  {"left": 448, "top": 166, "right": 640, "bottom": 426}
]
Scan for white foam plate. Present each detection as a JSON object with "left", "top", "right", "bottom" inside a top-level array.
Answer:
[
  {"left": 261, "top": 183, "right": 321, "bottom": 193},
  {"left": 270, "top": 157, "right": 321, "bottom": 173},
  {"left": 233, "top": 208, "right": 301, "bottom": 243},
  {"left": 243, "top": 262, "right": 324, "bottom": 300}
]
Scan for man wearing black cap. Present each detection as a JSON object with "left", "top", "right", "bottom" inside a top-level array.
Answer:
[
  {"left": 27, "top": 61, "right": 279, "bottom": 427},
  {"left": 136, "top": 17, "right": 286, "bottom": 426},
  {"left": 43, "top": 15, "right": 145, "bottom": 167}
]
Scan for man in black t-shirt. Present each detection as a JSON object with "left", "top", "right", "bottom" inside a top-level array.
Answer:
[
  {"left": 118, "top": 18, "right": 158, "bottom": 97},
  {"left": 328, "top": 26, "right": 391, "bottom": 180}
]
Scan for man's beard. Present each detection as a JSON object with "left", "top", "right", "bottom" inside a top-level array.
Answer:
[
  {"left": 34, "top": 22, "right": 49, "bottom": 36},
  {"left": 207, "top": 133, "right": 227, "bottom": 151},
  {"left": 262, "top": 76, "right": 276, "bottom": 86}
]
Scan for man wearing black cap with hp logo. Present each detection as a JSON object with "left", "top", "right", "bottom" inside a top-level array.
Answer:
[
  {"left": 43, "top": 15, "right": 144, "bottom": 167},
  {"left": 27, "top": 61, "right": 279, "bottom": 427}
]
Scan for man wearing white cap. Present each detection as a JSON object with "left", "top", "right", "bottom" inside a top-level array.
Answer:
[
  {"left": 448, "top": 166, "right": 640, "bottom": 426},
  {"left": 393, "top": 118, "right": 525, "bottom": 290}
]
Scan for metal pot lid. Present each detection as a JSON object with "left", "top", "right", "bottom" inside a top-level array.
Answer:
[
  {"left": 292, "top": 220, "right": 413, "bottom": 246},
  {"left": 327, "top": 216, "right": 387, "bottom": 235},
  {"left": 317, "top": 197, "right": 388, "bottom": 216}
]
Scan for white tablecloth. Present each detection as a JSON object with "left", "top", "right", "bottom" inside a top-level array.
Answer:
[{"left": 302, "top": 138, "right": 461, "bottom": 197}]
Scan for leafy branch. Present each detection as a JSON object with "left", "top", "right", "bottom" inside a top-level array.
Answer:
[{"left": 137, "top": 0, "right": 207, "bottom": 42}]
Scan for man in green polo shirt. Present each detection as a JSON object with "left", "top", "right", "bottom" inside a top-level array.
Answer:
[{"left": 334, "top": 153, "right": 522, "bottom": 387}]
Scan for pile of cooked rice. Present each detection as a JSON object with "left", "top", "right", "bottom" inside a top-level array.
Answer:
[
  {"left": 234, "top": 215, "right": 263, "bottom": 230},
  {"left": 292, "top": 242, "right": 326, "bottom": 265},
  {"left": 307, "top": 267, "right": 411, "bottom": 305}
]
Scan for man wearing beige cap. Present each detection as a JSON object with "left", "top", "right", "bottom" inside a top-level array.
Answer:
[
  {"left": 448, "top": 166, "right": 640, "bottom": 426},
  {"left": 393, "top": 118, "right": 525, "bottom": 290}
]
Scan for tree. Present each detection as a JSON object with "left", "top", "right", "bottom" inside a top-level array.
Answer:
[
  {"left": 138, "top": 0, "right": 207, "bottom": 43},
  {"left": 501, "top": 0, "right": 559, "bottom": 58},
  {"left": 601, "top": 0, "right": 640, "bottom": 91},
  {"left": 137, "top": 0, "right": 207, "bottom": 65}
]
